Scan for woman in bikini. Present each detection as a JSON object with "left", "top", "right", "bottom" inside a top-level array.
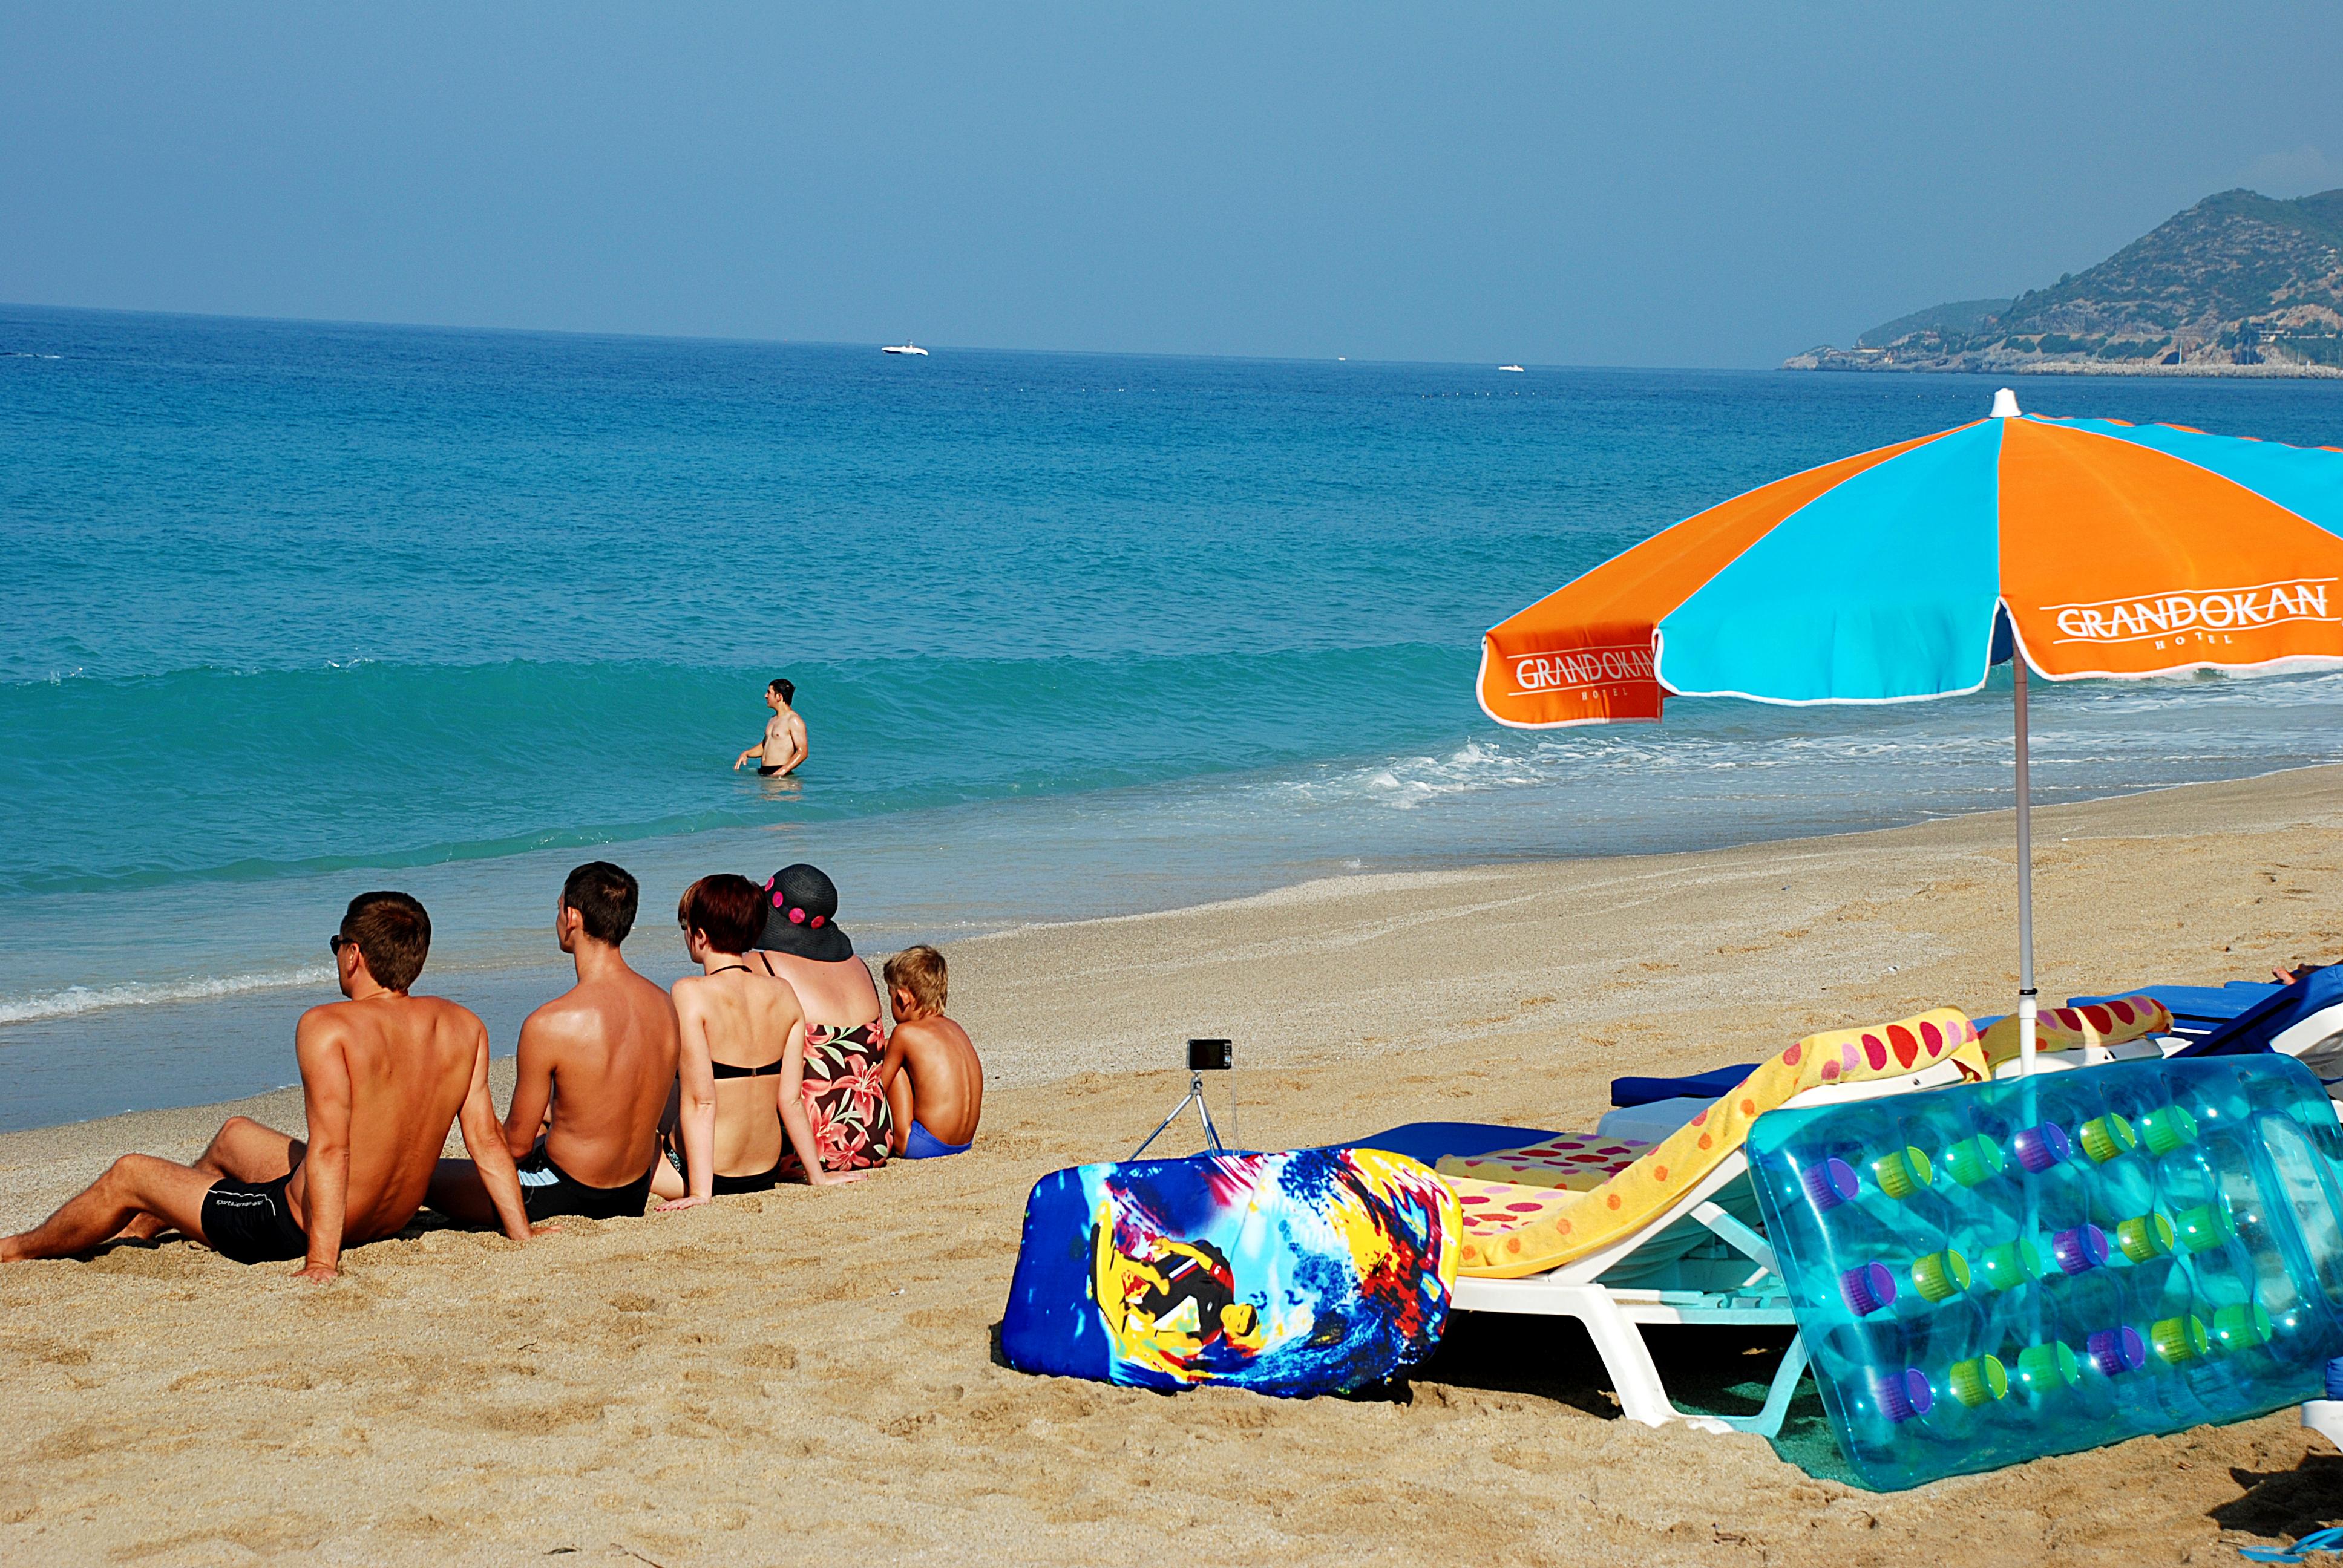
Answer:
[
  {"left": 654, "top": 874, "right": 863, "bottom": 1208},
  {"left": 749, "top": 863, "right": 894, "bottom": 1177}
]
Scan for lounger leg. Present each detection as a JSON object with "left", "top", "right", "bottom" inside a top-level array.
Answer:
[
  {"left": 1523, "top": 1284, "right": 1808, "bottom": 1436},
  {"left": 1723, "top": 1333, "right": 1810, "bottom": 1440},
  {"left": 1568, "top": 1290, "right": 1682, "bottom": 1429}
]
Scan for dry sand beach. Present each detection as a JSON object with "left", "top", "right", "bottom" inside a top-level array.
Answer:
[{"left": 6, "top": 767, "right": 2343, "bottom": 1566}]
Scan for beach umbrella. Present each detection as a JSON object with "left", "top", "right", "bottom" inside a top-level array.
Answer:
[{"left": 1479, "top": 388, "right": 2343, "bottom": 1073}]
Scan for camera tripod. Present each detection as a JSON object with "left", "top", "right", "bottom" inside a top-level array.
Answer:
[{"left": 1132, "top": 1068, "right": 1228, "bottom": 1159}]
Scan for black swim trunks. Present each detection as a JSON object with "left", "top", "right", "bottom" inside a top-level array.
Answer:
[
  {"left": 758, "top": 765, "right": 787, "bottom": 777},
  {"left": 200, "top": 1173, "right": 310, "bottom": 1265},
  {"left": 712, "top": 1163, "right": 781, "bottom": 1196},
  {"left": 514, "top": 1143, "right": 655, "bottom": 1221},
  {"left": 662, "top": 1146, "right": 781, "bottom": 1196}
]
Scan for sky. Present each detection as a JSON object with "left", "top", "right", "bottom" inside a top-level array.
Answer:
[{"left": 4, "top": 2, "right": 2341, "bottom": 368}]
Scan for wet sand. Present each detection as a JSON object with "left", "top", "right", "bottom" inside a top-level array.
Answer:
[{"left": 5, "top": 766, "right": 2343, "bottom": 1565}]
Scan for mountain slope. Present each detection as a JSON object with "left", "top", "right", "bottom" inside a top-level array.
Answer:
[
  {"left": 1855, "top": 298, "right": 2011, "bottom": 350},
  {"left": 1788, "top": 188, "right": 2343, "bottom": 376}
]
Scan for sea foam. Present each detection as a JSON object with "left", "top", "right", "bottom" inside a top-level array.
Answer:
[{"left": 0, "top": 965, "right": 335, "bottom": 1024}]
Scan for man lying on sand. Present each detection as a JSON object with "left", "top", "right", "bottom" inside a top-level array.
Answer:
[
  {"left": 880, "top": 945, "right": 984, "bottom": 1159},
  {"left": 2, "top": 892, "right": 532, "bottom": 1279},
  {"left": 428, "top": 863, "right": 681, "bottom": 1225}
]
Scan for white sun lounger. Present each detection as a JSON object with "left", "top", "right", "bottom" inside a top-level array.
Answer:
[{"left": 1450, "top": 1058, "right": 1967, "bottom": 1434}]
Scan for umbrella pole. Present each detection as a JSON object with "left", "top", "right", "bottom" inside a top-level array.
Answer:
[{"left": 2014, "top": 659, "right": 2038, "bottom": 1076}]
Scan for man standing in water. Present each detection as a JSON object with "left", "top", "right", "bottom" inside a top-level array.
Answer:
[
  {"left": 733, "top": 678, "right": 809, "bottom": 777},
  {"left": 2, "top": 891, "right": 534, "bottom": 1278},
  {"left": 427, "top": 862, "right": 680, "bottom": 1223}
]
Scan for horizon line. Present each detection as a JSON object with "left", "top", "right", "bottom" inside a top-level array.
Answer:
[{"left": 0, "top": 296, "right": 1811, "bottom": 377}]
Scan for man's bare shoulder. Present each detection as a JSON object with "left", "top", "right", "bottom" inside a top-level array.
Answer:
[
  {"left": 298, "top": 995, "right": 359, "bottom": 1025},
  {"left": 409, "top": 994, "right": 488, "bottom": 1039},
  {"left": 378, "top": 992, "right": 477, "bottom": 1019},
  {"left": 522, "top": 985, "right": 607, "bottom": 1041},
  {"left": 306, "top": 991, "right": 479, "bottom": 1018},
  {"left": 295, "top": 997, "right": 366, "bottom": 1049},
  {"left": 615, "top": 965, "right": 675, "bottom": 1007},
  {"left": 298, "top": 994, "right": 482, "bottom": 1056},
  {"left": 526, "top": 972, "right": 670, "bottom": 1038}
]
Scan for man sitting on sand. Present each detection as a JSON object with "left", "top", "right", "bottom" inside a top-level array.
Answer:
[
  {"left": 733, "top": 677, "right": 809, "bottom": 777},
  {"left": 2, "top": 892, "right": 532, "bottom": 1279},
  {"left": 879, "top": 945, "right": 984, "bottom": 1159},
  {"left": 427, "top": 862, "right": 681, "bottom": 1224}
]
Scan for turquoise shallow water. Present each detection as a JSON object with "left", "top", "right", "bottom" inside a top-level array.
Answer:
[{"left": 6, "top": 304, "right": 2343, "bottom": 1128}]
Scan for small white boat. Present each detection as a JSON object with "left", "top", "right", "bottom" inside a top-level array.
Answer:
[
  {"left": 883, "top": 342, "right": 929, "bottom": 356},
  {"left": 1498, "top": 364, "right": 1525, "bottom": 373}
]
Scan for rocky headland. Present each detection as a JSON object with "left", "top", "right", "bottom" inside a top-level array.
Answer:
[{"left": 1788, "top": 188, "right": 2343, "bottom": 377}]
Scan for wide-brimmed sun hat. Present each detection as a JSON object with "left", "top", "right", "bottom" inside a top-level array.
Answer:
[{"left": 757, "top": 863, "right": 853, "bottom": 962}]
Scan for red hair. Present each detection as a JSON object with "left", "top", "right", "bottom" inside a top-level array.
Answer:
[{"left": 677, "top": 874, "right": 763, "bottom": 955}]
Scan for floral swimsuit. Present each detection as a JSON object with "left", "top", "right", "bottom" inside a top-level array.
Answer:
[{"left": 777, "top": 1022, "right": 893, "bottom": 1177}]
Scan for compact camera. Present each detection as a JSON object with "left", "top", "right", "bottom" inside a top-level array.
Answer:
[{"left": 1135, "top": 1039, "right": 1238, "bottom": 1157}]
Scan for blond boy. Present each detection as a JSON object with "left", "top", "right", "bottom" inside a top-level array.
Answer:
[{"left": 878, "top": 946, "right": 983, "bottom": 1158}]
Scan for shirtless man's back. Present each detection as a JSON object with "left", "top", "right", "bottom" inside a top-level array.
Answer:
[
  {"left": 4, "top": 893, "right": 531, "bottom": 1279},
  {"left": 733, "top": 677, "right": 809, "bottom": 777},
  {"left": 430, "top": 862, "right": 680, "bottom": 1226},
  {"left": 297, "top": 988, "right": 514, "bottom": 1244}
]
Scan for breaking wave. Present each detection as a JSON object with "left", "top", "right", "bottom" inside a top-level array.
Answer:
[{"left": 0, "top": 964, "right": 335, "bottom": 1025}]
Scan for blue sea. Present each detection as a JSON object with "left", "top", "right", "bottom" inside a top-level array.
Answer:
[{"left": 7, "top": 304, "right": 2343, "bottom": 1130}]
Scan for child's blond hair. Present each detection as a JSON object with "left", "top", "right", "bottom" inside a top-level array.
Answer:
[{"left": 884, "top": 944, "right": 949, "bottom": 1012}]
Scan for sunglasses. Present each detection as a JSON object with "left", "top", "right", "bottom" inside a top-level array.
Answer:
[{"left": 329, "top": 933, "right": 352, "bottom": 956}]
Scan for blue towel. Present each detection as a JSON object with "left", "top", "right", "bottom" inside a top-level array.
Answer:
[
  {"left": 2180, "top": 967, "right": 2343, "bottom": 1059},
  {"left": 1340, "top": 1121, "right": 1559, "bottom": 1166},
  {"left": 1610, "top": 1064, "right": 1762, "bottom": 1108},
  {"left": 2068, "top": 983, "right": 2281, "bottom": 1029}
]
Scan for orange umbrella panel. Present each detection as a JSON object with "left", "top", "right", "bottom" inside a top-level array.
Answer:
[
  {"left": 2001, "top": 416, "right": 2343, "bottom": 679},
  {"left": 1479, "top": 412, "right": 2343, "bottom": 730}
]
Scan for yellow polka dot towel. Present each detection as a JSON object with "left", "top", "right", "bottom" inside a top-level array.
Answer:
[
  {"left": 1976, "top": 995, "right": 2171, "bottom": 1073},
  {"left": 1436, "top": 1135, "right": 1652, "bottom": 1191},
  {"left": 1454, "top": 1008, "right": 1978, "bottom": 1279}
]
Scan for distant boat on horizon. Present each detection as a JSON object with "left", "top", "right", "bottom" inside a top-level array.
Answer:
[
  {"left": 883, "top": 341, "right": 929, "bottom": 356},
  {"left": 1498, "top": 364, "right": 1525, "bottom": 373}
]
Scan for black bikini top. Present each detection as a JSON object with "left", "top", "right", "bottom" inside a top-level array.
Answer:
[{"left": 699, "top": 963, "right": 782, "bottom": 1077}]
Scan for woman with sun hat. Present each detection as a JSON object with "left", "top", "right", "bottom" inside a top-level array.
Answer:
[{"left": 749, "top": 864, "right": 894, "bottom": 1177}]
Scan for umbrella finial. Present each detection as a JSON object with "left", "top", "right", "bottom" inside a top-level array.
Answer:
[{"left": 1990, "top": 387, "right": 2022, "bottom": 419}]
